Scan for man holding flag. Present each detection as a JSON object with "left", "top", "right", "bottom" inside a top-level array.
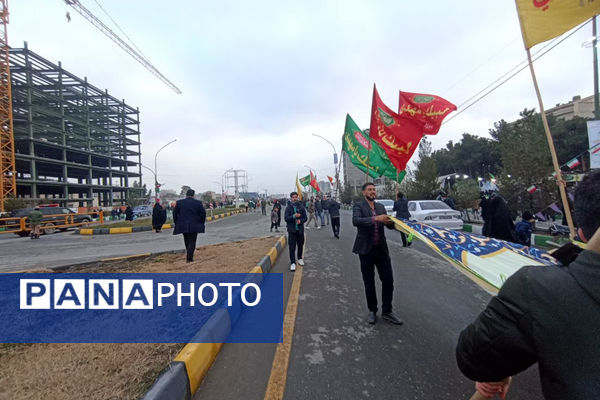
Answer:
[{"left": 284, "top": 191, "right": 307, "bottom": 271}]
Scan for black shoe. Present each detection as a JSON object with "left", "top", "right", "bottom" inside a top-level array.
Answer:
[
  {"left": 367, "top": 311, "right": 377, "bottom": 324},
  {"left": 382, "top": 311, "right": 403, "bottom": 325}
]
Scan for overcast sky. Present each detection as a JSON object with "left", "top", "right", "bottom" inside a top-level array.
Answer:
[{"left": 10, "top": 1, "right": 595, "bottom": 195}]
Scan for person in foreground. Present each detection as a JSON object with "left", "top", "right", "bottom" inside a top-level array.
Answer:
[
  {"left": 173, "top": 189, "right": 206, "bottom": 262},
  {"left": 284, "top": 192, "right": 307, "bottom": 271},
  {"left": 352, "top": 182, "right": 403, "bottom": 326},
  {"left": 456, "top": 170, "right": 600, "bottom": 399}
]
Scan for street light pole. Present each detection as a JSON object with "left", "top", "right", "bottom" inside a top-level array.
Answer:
[
  {"left": 312, "top": 133, "right": 340, "bottom": 200},
  {"left": 154, "top": 139, "right": 177, "bottom": 200}
]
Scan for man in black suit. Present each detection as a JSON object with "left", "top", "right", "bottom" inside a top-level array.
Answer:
[
  {"left": 352, "top": 182, "right": 403, "bottom": 325},
  {"left": 173, "top": 189, "right": 206, "bottom": 262}
]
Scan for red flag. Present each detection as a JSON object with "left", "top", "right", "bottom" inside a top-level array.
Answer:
[
  {"left": 398, "top": 91, "right": 456, "bottom": 135},
  {"left": 369, "top": 85, "right": 424, "bottom": 171},
  {"left": 327, "top": 176, "right": 334, "bottom": 184},
  {"left": 310, "top": 171, "right": 321, "bottom": 192}
]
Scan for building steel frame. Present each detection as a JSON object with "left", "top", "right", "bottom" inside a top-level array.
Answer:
[{"left": 9, "top": 43, "right": 142, "bottom": 207}]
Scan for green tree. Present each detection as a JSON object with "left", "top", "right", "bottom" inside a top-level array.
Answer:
[
  {"left": 3, "top": 195, "right": 26, "bottom": 212},
  {"left": 432, "top": 133, "right": 501, "bottom": 177},
  {"left": 452, "top": 179, "right": 481, "bottom": 222},
  {"left": 406, "top": 137, "right": 440, "bottom": 200},
  {"left": 180, "top": 185, "right": 192, "bottom": 196},
  {"left": 490, "top": 109, "right": 557, "bottom": 214}
]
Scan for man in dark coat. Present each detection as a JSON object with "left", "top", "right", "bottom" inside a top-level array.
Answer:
[
  {"left": 352, "top": 182, "right": 403, "bottom": 326},
  {"left": 326, "top": 197, "right": 341, "bottom": 238},
  {"left": 124, "top": 205, "right": 134, "bottom": 221},
  {"left": 487, "top": 193, "right": 516, "bottom": 242},
  {"left": 284, "top": 192, "right": 307, "bottom": 271},
  {"left": 173, "top": 189, "right": 206, "bottom": 262},
  {"left": 456, "top": 170, "right": 600, "bottom": 400},
  {"left": 152, "top": 201, "right": 167, "bottom": 233},
  {"left": 392, "top": 191, "right": 411, "bottom": 247}
]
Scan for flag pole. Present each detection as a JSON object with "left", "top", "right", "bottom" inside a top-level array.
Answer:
[
  {"left": 526, "top": 48, "right": 576, "bottom": 238},
  {"left": 365, "top": 129, "right": 372, "bottom": 183}
]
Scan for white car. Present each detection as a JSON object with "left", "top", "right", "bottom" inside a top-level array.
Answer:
[
  {"left": 407, "top": 200, "right": 463, "bottom": 230},
  {"left": 377, "top": 199, "right": 395, "bottom": 214}
]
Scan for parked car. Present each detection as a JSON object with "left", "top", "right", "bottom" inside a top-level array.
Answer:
[
  {"left": 132, "top": 205, "right": 152, "bottom": 218},
  {"left": 407, "top": 200, "right": 463, "bottom": 230},
  {"left": 376, "top": 199, "right": 395, "bottom": 214},
  {"left": 9, "top": 207, "right": 93, "bottom": 236}
]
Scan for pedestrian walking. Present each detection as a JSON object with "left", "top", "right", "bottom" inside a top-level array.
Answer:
[
  {"left": 270, "top": 207, "right": 279, "bottom": 232},
  {"left": 261, "top": 200, "right": 267, "bottom": 216},
  {"left": 273, "top": 200, "right": 282, "bottom": 229},
  {"left": 322, "top": 195, "right": 331, "bottom": 225},
  {"left": 456, "top": 170, "right": 600, "bottom": 400},
  {"left": 306, "top": 197, "right": 318, "bottom": 229},
  {"left": 28, "top": 206, "right": 43, "bottom": 239},
  {"left": 352, "top": 182, "right": 403, "bottom": 326},
  {"left": 152, "top": 201, "right": 167, "bottom": 233},
  {"left": 327, "top": 197, "right": 341, "bottom": 238},
  {"left": 393, "top": 191, "right": 411, "bottom": 247},
  {"left": 284, "top": 192, "right": 307, "bottom": 271},
  {"left": 173, "top": 189, "right": 206, "bottom": 262},
  {"left": 124, "top": 205, "right": 133, "bottom": 221},
  {"left": 315, "top": 196, "right": 325, "bottom": 227}
]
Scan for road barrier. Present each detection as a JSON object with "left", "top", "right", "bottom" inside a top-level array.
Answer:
[{"left": 0, "top": 211, "right": 103, "bottom": 236}]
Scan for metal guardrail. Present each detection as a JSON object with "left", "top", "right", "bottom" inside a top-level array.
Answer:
[{"left": 0, "top": 211, "right": 104, "bottom": 235}]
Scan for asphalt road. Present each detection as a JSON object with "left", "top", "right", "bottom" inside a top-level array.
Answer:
[
  {"left": 196, "top": 209, "right": 544, "bottom": 400},
  {"left": 0, "top": 211, "right": 274, "bottom": 272}
]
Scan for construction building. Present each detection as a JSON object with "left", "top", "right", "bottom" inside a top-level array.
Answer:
[{"left": 9, "top": 42, "right": 142, "bottom": 207}]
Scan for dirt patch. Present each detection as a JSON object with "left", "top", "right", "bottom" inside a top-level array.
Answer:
[{"left": 0, "top": 235, "right": 281, "bottom": 400}]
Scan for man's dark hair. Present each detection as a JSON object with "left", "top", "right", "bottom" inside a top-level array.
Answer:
[
  {"left": 361, "top": 182, "right": 375, "bottom": 191},
  {"left": 397, "top": 192, "right": 404, "bottom": 199},
  {"left": 573, "top": 170, "right": 600, "bottom": 239},
  {"left": 186, "top": 189, "right": 195, "bottom": 197},
  {"left": 290, "top": 191, "right": 298, "bottom": 197}
]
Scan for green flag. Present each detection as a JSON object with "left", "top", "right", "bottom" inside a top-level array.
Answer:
[
  {"left": 342, "top": 114, "right": 402, "bottom": 180},
  {"left": 382, "top": 168, "right": 407, "bottom": 184},
  {"left": 299, "top": 174, "right": 311, "bottom": 187}
]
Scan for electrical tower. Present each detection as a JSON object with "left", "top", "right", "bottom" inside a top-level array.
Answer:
[
  {"left": 222, "top": 169, "right": 248, "bottom": 200},
  {"left": 0, "top": 0, "right": 16, "bottom": 212}
]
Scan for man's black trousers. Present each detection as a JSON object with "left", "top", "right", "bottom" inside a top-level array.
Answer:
[
  {"left": 288, "top": 231, "right": 305, "bottom": 264},
  {"left": 358, "top": 245, "right": 394, "bottom": 313},
  {"left": 331, "top": 217, "right": 340, "bottom": 237},
  {"left": 183, "top": 232, "right": 198, "bottom": 262}
]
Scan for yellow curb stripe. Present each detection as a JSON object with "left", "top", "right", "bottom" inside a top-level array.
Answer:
[
  {"left": 266, "top": 247, "right": 278, "bottom": 265},
  {"left": 109, "top": 227, "right": 133, "bottom": 234},
  {"left": 250, "top": 266, "right": 263, "bottom": 274},
  {"left": 101, "top": 253, "right": 151, "bottom": 262},
  {"left": 174, "top": 342, "right": 223, "bottom": 394},
  {"left": 79, "top": 228, "right": 93, "bottom": 235},
  {"left": 264, "top": 265, "right": 303, "bottom": 400},
  {"left": 278, "top": 236, "right": 286, "bottom": 247}
]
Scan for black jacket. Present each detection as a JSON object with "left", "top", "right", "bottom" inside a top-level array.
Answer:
[
  {"left": 284, "top": 201, "right": 307, "bottom": 234},
  {"left": 352, "top": 199, "right": 392, "bottom": 255},
  {"left": 393, "top": 198, "right": 410, "bottom": 219},
  {"left": 172, "top": 197, "right": 206, "bottom": 235},
  {"left": 456, "top": 250, "right": 600, "bottom": 399},
  {"left": 315, "top": 200, "right": 323, "bottom": 213},
  {"left": 152, "top": 203, "right": 167, "bottom": 227},
  {"left": 327, "top": 200, "right": 341, "bottom": 218}
]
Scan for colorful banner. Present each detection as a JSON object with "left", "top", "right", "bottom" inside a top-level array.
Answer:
[
  {"left": 296, "top": 174, "right": 303, "bottom": 200},
  {"left": 310, "top": 171, "right": 321, "bottom": 192},
  {"left": 342, "top": 114, "right": 396, "bottom": 179},
  {"left": 398, "top": 91, "right": 456, "bottom": 135},
  {"left": 299, "top": 174, "right": 311, "bottom": 187},
  {"left": 515, "top": 0, "right": 600, "bottom": 49},
  {"left": 370, "top": 85, "right": 424, "bottom": 171},
  {"left": 390, "top": 217, "right": 556, "bottom": 290}
]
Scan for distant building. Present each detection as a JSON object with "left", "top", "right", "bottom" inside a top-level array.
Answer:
[{"left": 546, "top": 95, "right": 594, "bottom": 120}]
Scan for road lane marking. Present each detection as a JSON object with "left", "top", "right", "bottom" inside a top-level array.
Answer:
[{"left": 264, "top": 254, "right": 304, "bottom": 399}]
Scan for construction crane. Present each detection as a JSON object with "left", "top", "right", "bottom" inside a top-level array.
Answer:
[
  {"left": 0, "top": 0, "right": 181, "bottom": 211},
  {"left": 0, "top": 0, "right": 16, "bottom": 212},
  {"left": 64, "top": 0, "right": 182, "bottom": 94}
]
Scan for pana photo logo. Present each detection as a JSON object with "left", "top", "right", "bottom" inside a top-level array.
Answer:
[{"left": 19, "top": 278, "right": 261, "bottom": 310}]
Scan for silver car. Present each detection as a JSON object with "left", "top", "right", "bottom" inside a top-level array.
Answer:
[
  {"left": 376, "top": 199, "right": 395, "bottom": 214},
  {"left": 407, "top": 200, "right": 463, "bottom": 230}
]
